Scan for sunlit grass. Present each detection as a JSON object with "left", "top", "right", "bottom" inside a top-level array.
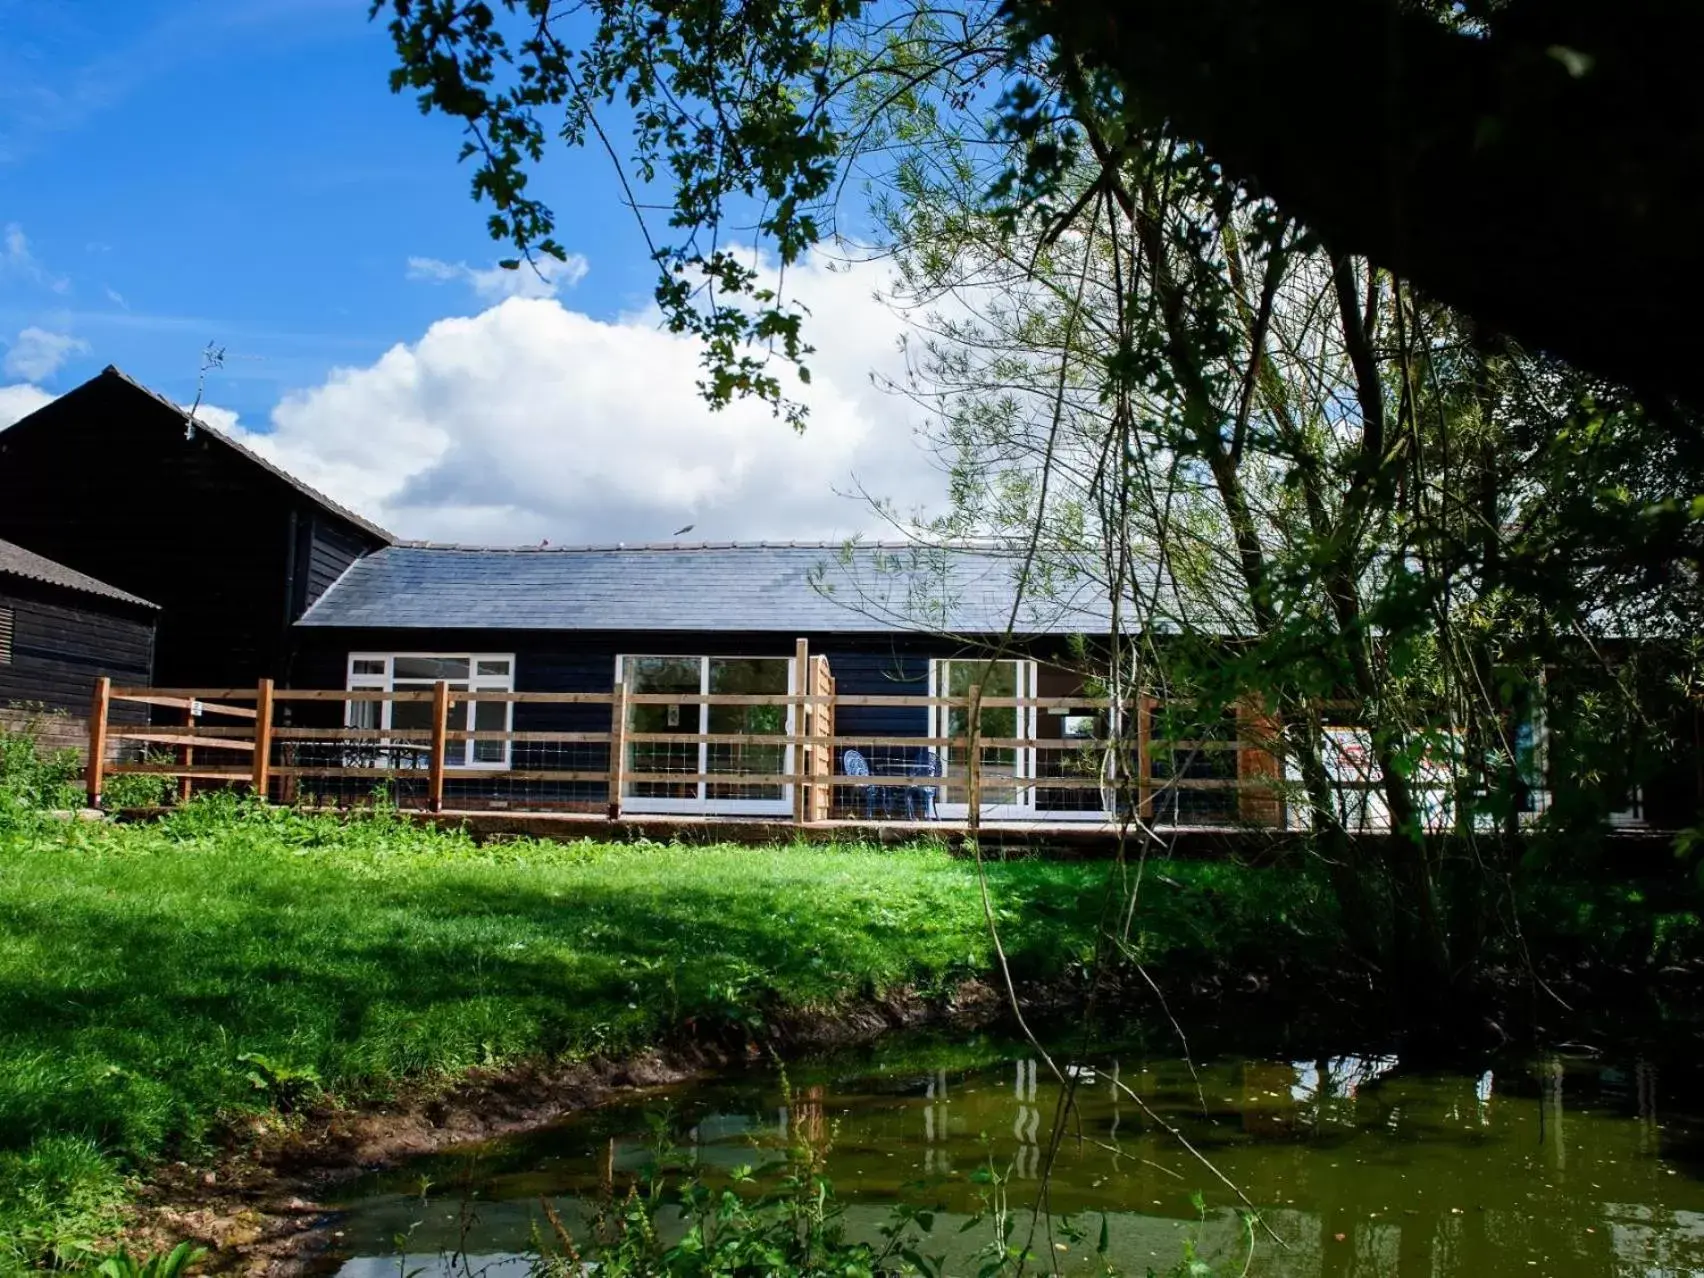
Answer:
[
  {"left": 0, "top": 798, "right": 1103, "bottom": 1269},
  {"left": 0, "top": 795, "right": 1339, "bottom": 1271}
]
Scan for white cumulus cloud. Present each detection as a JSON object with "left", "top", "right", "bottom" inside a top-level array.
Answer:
[
  {"left": 407, "top": 253, "right": 591, "bottom": 301},
  {"left": 3, "top": 328, "right": 88, "bottom": 381},
  {"left": 219, "top": 255, "right": 943, "bottom": 544},
  {"left": 0, "top": 383, "right": 55, "bottom": 427}
]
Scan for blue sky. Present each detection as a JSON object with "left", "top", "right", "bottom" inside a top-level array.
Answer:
[
  {"left": 1, "top": 0, "right": 663, "bottom": 418},
  {"left": 0, "top": 0, "right": 933, "bottom": 542}
]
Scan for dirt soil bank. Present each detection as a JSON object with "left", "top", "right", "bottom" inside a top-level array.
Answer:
[{"left": 125, "top": 978, "right": 1013, "bottom": 1277}]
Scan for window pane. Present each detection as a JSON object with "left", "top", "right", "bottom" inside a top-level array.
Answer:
[
  {"left": 943, "top": 660, "right": 1021, "bottom": 804},
  {"left": 472, "top": 699, "right": 507, "bottom": 764},
  {"left": 1034, "top": 665, "right": 1106, "bottom": 814},
  {"left": 707, "top": 659, "right": 788, "bottom": 800},
  {"left": 1150, "top": 703, "right": 1237, "bottom": 825},
  {"left": 623, "top": 656, "right": 701, "bottom": 799},
  {"left": 622, "top": 656, "right": 700, "bottom": 693},
  {"left": 392, "top": 700, "right": 432, "bottom": 733},
  {"left": 394, "top": 656, "right": 470, "bottom": 681},
  {"left": 351, "top": 658, "right": 386, "bottom": 676},
  {"left": 475, "top": 659, "right": 511, "bottom": 678},
  {"left": 347, "top": 699, "right": 379, "bottom": 730}
]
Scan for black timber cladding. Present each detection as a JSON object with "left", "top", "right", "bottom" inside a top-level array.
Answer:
[
  {"left": 0, "top": 565, "right": 156, "bottom": 722},
  {"left": 305, "top": 518, "right": 373, "bottom": 609},
  {"left": 0, "top": 537, "right": 156, "bottom": 608},
  {"left": 0, "top": 367, "right": 390, "bottom": 688}
]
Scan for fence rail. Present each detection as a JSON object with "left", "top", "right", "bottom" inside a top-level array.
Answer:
[{"left": 85, "top": 666, "right": 1295, "bottom": 828}]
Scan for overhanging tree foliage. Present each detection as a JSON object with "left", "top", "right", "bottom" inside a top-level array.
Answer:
[
  {"left": 374, "top": 0, "right": 1704, "bottom": 412},
  {"left": 375, "top": 0, "right": 1703, "bottom": 1010}
]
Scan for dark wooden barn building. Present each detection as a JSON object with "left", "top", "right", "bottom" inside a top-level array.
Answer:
[
  {"left": 0, "top": 367, "right": 391, "bottom": 689},
  {"left": 0, "top": 537, "right": 156, "bottom": 753}
]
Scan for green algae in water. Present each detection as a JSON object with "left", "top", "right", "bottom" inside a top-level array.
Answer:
[{"left": 327, "top": 1039, "right": 1704, "bottom": 1277}]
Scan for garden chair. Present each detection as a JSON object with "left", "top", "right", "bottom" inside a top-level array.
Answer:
[
  {"left": 842, "top": 749, "right": 882, "bottom": 819},
  {"left": 904, "top": 750, "right": 941, "bottom": 821}
]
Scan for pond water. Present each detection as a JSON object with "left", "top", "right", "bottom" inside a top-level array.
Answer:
[{"left": 326, "top": 1031, "right": 1704, "bottom": 1277}]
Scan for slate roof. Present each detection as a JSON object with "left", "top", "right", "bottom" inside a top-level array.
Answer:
[
  {"left": 0, "top": 537, "right": 157, "bottom": 609},
  {"left": 298, "top": 541, "right": 1122, "bottom": 635}
]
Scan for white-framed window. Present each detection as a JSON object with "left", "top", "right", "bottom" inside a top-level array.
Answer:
[
  {"left": 616, "top": 654, "right": 795, "bottom": 814},
  {"left": 345, "top": 653, "right": 515, "bottom": 769}
]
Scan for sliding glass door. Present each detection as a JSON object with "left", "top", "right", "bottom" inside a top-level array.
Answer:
[
  {"left": 622, "top": 656, "right": 701, "bottom": 801},
  {"left": 931, "top": 659, "right": 1036, "bottom": 819},
  {"left": 618, "top": 655, "right": 794, "bottom": 814}
]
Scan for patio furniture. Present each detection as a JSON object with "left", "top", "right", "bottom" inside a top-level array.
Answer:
[
  {"left": 842, "top": 749, "right": 882, "bottom": 819},
  {"left": 903, "top": 750, "right": 941, "bottom": 820}
]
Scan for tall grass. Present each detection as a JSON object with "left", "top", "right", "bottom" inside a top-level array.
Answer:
[{"left": 0, "top": 720, "right": 84, "bottom": 820}]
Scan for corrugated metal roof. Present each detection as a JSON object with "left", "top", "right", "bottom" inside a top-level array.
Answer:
[
  {"left": 297, "top": 541, "right": 1122, "bottom": 634},
  {"left": 0, "top": 537, "right": 158, "bottom": 609}
]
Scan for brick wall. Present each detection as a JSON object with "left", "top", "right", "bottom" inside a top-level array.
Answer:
[{"left": 0, "top": 705, "right": 92, "bottom": 760}]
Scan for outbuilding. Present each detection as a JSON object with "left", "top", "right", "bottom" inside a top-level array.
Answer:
[{"left": 0, "top": 537, "right": 157, "bottom": 754}]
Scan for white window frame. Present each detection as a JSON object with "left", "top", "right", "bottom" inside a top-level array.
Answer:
[
  {"left": 345, "top": 653, "right": 516, "bottom": 770},
  {"left": 614, "top": 654, "right": 796, "bottom": 816},
  {"left": 931, "top": 658, "right": 1038, "bottom": 820}
]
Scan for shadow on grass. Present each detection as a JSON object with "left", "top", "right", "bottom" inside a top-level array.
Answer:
[{"left": 0, "top": 831, "right": 1125, "bottom": 1166}]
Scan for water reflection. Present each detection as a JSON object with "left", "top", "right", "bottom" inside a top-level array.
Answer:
[{"left": 329, "top": 1045, "right": 1704, "bottom": 1277}]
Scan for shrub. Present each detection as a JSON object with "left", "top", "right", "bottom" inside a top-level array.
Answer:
[
  {"left": 100, "top": 761, "right": 175, "bottom": 811},
  {"left": 0, "top": 719, "right": 83, "bottom": 821}
]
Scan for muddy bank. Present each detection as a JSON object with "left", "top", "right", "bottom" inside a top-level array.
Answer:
[{"left": 124, "top": 978, "right": 1011, "bottom": 1276}]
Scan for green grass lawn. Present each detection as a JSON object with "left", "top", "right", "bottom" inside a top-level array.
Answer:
[
  {"left": 0, "top": 798, "right": 1095, "bottom": 1270},
  {"left": 0, "top": 794, "right": 1338, "bottom": 1272}
]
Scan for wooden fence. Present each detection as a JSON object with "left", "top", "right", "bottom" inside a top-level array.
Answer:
[{"left": 84, "top": 672, "right": 1289, "bottom": 827}]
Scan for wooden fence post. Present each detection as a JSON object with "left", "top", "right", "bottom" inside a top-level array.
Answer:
[
  {"left": 966, "top": 683, "right": 982, "bottom": 838},
  {"left": 180, "top": 702, "right": 195, "bottom": 805},
  {"left": 608, "top": 681, "right": 627, "bottom": 820},
  {"left": 1235, "top": 699, "right": 1283, "bottom": 827},
  {"left": 812, "top": 656, "right": 834, "bottom": 823},
  {"left": 792, "top": 638, "right": 809, "bottom": 827},
  {"left": 86, "top": 676, "right": 111, "bottom": 809},
  {"left": 252, "top": 677, "right": 275, "bottom": 801},
  {"left": 427, "top": 679, "right": 450, "bottom": 813}
]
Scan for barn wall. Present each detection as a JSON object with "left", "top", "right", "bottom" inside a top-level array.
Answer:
[
  {"left": 0, "top": 579, "right": 155, "bottom": 754},
  {"left": 0, "top": 374, "right": 385, "bottom": 689}
]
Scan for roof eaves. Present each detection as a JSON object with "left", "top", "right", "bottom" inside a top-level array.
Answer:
[
  {"left": 0, "top": 537, "right": 159, "bottom": 609},
  {"left": 384, "top": 538, "right": 1013, "bottom": 554}
]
